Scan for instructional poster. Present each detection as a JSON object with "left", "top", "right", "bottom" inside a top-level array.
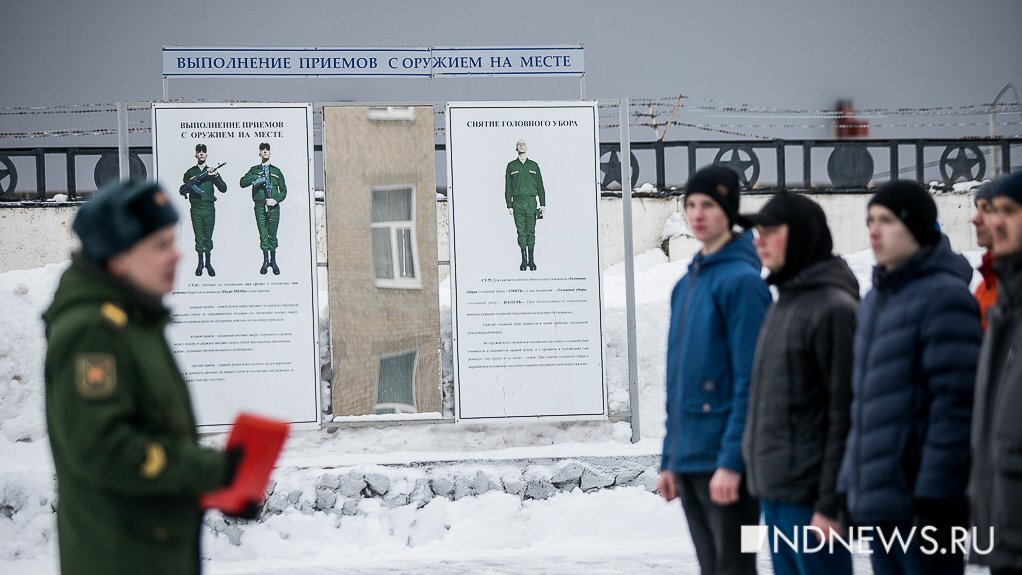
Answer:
[
  {"left": 446, "top": 101, "right": 606, "bottom": 420},
  {"left": 152, "top": 103, "right": 319, "bottom": 429}
]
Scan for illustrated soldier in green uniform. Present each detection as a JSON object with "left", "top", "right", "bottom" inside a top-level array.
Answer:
[
  {"left": 239, "top": 142, "right": 287, "bottom": 275},
  {"left": 43, "top": 180, "right": 254, "bottom": 575},
  {"left": 505, "top": 139, "right": 546, "bottom": 271},
  {"left": 181, "top": 143, "right": 226, "bottom": 277}
]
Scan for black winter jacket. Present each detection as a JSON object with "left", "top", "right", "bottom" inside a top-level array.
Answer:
[
  {"left": 970, "top": 254, "right": 1022, "bottom": 569},
  {"left": 838, "top": 237, "right": 981, "bottom": 525},
  {"left": 743, "top": 256, "right": 859, "bottom": 519}
]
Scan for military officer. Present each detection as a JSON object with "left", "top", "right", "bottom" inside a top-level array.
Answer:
[
  {"left": 239, "top": 142, "right": 287, "bottom": 275},
  {"left": 43, "top": 179, "right": 247, "bottom": 575},
  {"left": 181, "top": 143, "right": 227, "bottom": 277},
  {"left": 505, "top": 139, "right": 546, "bottom": 271}
]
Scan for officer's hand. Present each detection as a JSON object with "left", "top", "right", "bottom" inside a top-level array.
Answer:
[
  {"left": 253, "top": 177, "right": 266, "bottom": 186},
  {"left": 207, "top": 168, "right": 218, "bottom": 177},
  {"left": 266, "top": 198, "right": 278, "bottom": 207},
  {"left": 539, "top": 206, "right": 546, "bottom": 214},
  {"left": 224, "top": 499, "right": 262, "bottom": 521},
  {"left": 508, "top": 208, "right": 514, "bottom": 216},
  {"left": 225, "top": 447, "right": 245, "bottom": 484}
]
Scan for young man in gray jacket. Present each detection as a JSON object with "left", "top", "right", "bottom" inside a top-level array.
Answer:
[{"left": 740, "top": 192, "right": 858, "bottom": 575}]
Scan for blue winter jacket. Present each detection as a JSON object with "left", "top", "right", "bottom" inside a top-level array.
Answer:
[
  {"left": 837, "top": 237, "right": 981, "bottom": 525},
  {"left": 662, "top": 231, "right": 771, "bottom": 474}
]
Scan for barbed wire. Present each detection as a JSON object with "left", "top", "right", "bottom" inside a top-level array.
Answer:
[{"left": 3, "top": 96, "right": 1020, "bottom": 141}]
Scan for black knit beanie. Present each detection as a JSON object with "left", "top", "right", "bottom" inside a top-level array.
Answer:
[
  {"left": 684, "top": 166, "right": 741, "bottom": 227},
  {"left": 868, "top": 180, "right": 940, "bottom": 246},
  {"left": 994, "top": 170, "right": 1022, "bottom": 206}
]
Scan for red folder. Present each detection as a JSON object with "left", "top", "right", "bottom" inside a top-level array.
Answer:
[{"left": 200, "top": 413, "right": 290, "bottom": 515}]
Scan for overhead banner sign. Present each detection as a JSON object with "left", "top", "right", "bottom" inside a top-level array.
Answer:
[
  {"left": 446, "top": 101, "right": 606, "bottom": 421},
  {"left": 152, "top": 102, "right": 320, "bottom": 430},
  {"left": 162, "top": 46, "right": 584, "bottom": 78}
]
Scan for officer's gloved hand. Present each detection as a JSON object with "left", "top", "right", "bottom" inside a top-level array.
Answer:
[
  {"left": 266, "top": 198, "right": 278, "bottom": 207},
  {"left": 539, "top": 206, "right": 546, "bottom": 214},
  {"left": 508, "top": 208, "right": 514, "bottom": 216},
  {"left": 225, "top": 447, "right": 245, "bottom": 485},
  {"left": 253, "top": 177, "right": 266, "bottom": 186},
  {"left": 225, "top": 500, "right": 262, "bottom": 521}
]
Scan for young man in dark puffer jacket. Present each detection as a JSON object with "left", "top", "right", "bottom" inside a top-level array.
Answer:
[
  {"left": 740, "top": 192, "right": 858, "bottom": 575},
  {"left": 838, "top": 181, "right": 982, "bottom": 575}
]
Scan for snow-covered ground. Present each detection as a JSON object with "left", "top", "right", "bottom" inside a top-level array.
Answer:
[{"left": 0, "top": 244, "right": 987, "bottom": 574}]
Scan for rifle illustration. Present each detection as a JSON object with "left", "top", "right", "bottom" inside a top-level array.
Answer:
[{"left": 179, "top": 162, "right": 227, "bottom": 198}]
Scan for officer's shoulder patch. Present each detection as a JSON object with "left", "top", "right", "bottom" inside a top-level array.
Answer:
[
  {"left": 100, "top": 302, "right": 128, "bottom": 329},
  {"left": 74, "top": 353, "right": 117, "bottom": 400},
  {"left": 139, "top": 442, "right": 167, "bottom": 479}
]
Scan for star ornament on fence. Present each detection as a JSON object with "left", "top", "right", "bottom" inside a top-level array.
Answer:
[
  {"left": 712, "top": 146, "right": 760, "bottom": 188},
  {"left": 601, "top": 150, "right": 622, "bottom": 189},
  {"left": 939, "top": 144, "right": 986, "bottom": 186},
  {"left": 942, "top": 146, "right": 983, "bottom": 184}
]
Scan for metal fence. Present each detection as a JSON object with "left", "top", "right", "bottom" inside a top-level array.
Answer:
[{"left": 1, "top": 137, "right": 1018, "bottom": 201}]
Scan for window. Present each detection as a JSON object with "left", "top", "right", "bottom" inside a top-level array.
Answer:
[
  {"left": 371, "top": 185, "right": 421, "bottom": 288},
  {"left": 374, "top": 350, "right": 417, "bottom": 414}
]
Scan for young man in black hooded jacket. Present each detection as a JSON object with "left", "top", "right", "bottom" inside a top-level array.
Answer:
[{"left": 740, "top": 192, "right": 859, "bottom": 575}]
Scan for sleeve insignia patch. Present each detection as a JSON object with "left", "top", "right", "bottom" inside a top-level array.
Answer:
[
  {"left": 74, "top": 353, "right": 117, "bottom": 400},
  {"left": 100, "top": 302, "right": 128, "bottom": 328},
  {"left": 139, "top": 442, "right": 167, "bottom": 479}
]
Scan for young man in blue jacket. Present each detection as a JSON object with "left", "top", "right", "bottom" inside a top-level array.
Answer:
[
  {"left": 658, "top": 165, "right": 771, "bottom": 575},
  {"left": 838, "top": 181, "right": 981, "bottom": 575}
]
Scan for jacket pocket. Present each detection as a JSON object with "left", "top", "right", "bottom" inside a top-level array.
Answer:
[{"left": 683, "top": 379, "right": 730, "bottom": 415}]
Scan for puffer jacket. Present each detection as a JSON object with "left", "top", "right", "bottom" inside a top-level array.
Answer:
[
  {"left": 970, "top": 253, "right": 1022, "bottom": 569},
  {"left": 743, "top": 257, "right": 859, "bottom": 519},
  {"left": 838, "top": 237, "right": 981, "bottom": 525},
  {"left": 662, "top": 231, "right": 771, "bottom": 474}
]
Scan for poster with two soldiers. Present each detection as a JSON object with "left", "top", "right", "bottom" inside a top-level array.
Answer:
[{"left": 152, "top": 102, "right": 320, "bottom": 429}]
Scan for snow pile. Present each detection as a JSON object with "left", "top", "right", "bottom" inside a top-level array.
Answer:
[
  {"left": 200, "top": 484, "right": 688, "bottom": 570},
  {"left": 0, "top": 262, "right": 66, "bottom": 446},
  {"left": 660, "top": 211, "right": 689, "bottom": 241}
]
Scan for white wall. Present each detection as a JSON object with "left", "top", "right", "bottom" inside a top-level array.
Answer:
[
  {"left": 2, "top": 192, "right": 980, "bottom": 274},
  {"left": 669, "top": 192, "right": 979, "bottom": 261}
]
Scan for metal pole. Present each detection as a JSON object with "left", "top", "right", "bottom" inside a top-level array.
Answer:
[
  {"left": 162, "top": 77, "right": 169, "bottom": 101},
  {"left": 117, "top": 101, "right": 129, "bottom": 181},
  {"left": 620, "top": 98, "right": 641, "bottom": 443},
  {"left": 579, "top": 75, "right": 586, "bottom": 100}
]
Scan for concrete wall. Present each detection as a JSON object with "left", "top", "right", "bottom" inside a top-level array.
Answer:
[
  {"left": 0, "top": 205, "right": 78, "bottom": 272},
  {"left": 0, "top": 191, "right": 980, "bottom": 274},
  {"left": 669, "top": 193, "right": 979, "bottom": 261}
]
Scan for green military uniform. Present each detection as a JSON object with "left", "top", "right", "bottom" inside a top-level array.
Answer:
[
  {"left": 182, "top": 165, "right": 227, "bottom": 253},
  {"left": 505, "top": 157, "right": 545, "bottom": 270},
  {"left": 240, "top": 163, "right": 287, "bottom": 251},
  {"left": 43, "top": 255, "right": 230, "bottom": 575}
]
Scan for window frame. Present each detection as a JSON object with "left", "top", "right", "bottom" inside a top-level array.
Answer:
[
  {"left": 370, "top": 184, "right": 422, "bottom": 289},
  {"left": 374, "top": 348, "right": 418, "bottom": 415}
]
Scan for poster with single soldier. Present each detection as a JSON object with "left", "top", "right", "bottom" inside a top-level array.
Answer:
[
  {"left": 152, "top": 102, "right": 319, "bottom": 429},
  {"left": 446, "top": 101, "right": 606, "bottom": 420}
]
